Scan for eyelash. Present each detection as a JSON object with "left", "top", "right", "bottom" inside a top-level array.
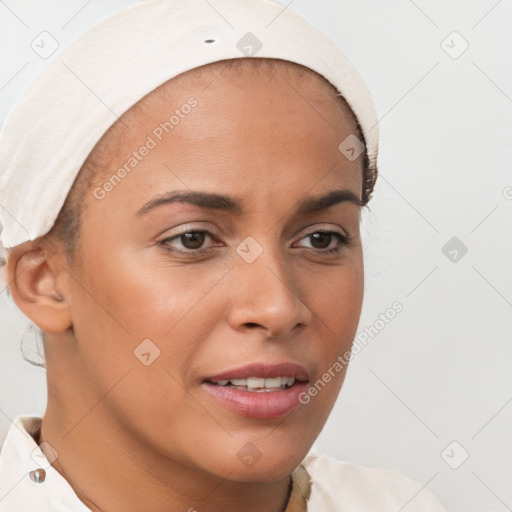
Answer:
[{"left": 158, "top": 228, "right": 351, "bottom": 256}]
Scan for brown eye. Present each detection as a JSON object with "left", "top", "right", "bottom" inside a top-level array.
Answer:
[
  {"left": 180, "top": 232, "right": 205, "bottom": 249},
  {"left": 160, "top": 230, "right": 215, "bottom": 253},
  {"left": 309, "top": 232, "right": 332, "bottom": 249},
  {"left": 294, "top": 229, "right": 350, "bottom": 255}
]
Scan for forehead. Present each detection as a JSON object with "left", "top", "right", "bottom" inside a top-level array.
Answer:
[
  {"left": 85, "top": 58, "right": 363, "bottom": 215},
  {"left": 123, "top": 58, "right": 358, "bottom": 138}
]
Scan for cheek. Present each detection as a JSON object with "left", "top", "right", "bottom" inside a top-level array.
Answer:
[
  {"left": 69, "top": 247, "right": 234, "bottom": 385},
  {"left": 307, "top": 253, "right": 364, "bottom": 341},
  {"left": 66, "top": 254, "right": 234, "bottom": 444},
  {"left": 302, "top": 255, "right": 364, "bottom": 395},
  {"left": 315, "top": 268, "right": 363, "bottom": 322},
  {"left": 78, "top": 257, "right": 220, "bottom": 329}
]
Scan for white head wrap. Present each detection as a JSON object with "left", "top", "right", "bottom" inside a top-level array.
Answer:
[{"left": 0, "top": 0, "right": 378, "bottom": 255}]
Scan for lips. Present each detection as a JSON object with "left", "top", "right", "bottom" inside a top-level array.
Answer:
[{"left": 202, "top": 362, "right": 310, "bottom": 419}]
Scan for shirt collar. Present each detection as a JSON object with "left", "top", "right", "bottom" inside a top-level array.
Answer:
[{"left": 0, "top": 416, "right": 91, "bottom": 512}]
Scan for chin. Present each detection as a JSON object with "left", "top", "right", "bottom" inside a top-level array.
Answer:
[{"left": 199, "top": 436, "right": 313, "bottom": 482}]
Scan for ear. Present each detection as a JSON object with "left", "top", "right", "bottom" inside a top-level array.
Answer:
[{"left": 5, "top": 238, "right": 72, "bottom": 333}]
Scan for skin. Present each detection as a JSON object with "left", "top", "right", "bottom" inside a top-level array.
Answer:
[{"left": 6, "top": 61, "right": 365, "bottom": 512}]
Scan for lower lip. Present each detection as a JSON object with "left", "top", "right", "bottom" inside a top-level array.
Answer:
[{"left": 202, "top": 382, "right": 308, "bottom": 419}]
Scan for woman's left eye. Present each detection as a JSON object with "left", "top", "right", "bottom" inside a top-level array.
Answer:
[{"left": 294, "top": 230, "right": 350, "bottom": 254}]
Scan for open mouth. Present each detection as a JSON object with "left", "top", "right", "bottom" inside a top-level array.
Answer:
[
  {"left": 203, "top": 375, "right": 309, "bottom": 418},
  {"left": 207, "top": 376, "right": 297, "bottom": 392},
  {"left": 202, "top": 362, "right": 310, "bottom": 418}
]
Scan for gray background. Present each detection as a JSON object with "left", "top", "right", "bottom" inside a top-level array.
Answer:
[{"left": 1, "top": 1, "right": 511, "bottom": 511}]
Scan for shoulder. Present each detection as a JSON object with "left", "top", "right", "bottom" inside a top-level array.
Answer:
[{"left": 302, "top": 453, "right": 447, "bottom": 512}]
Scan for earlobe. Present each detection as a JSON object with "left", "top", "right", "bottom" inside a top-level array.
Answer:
[{"left": 6, "top": 240, "right": 72, "bottom": 333}]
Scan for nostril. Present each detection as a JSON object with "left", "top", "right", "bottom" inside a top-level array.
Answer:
[{"left": 245, "top": 322, "right": 260, "bottom": 328}]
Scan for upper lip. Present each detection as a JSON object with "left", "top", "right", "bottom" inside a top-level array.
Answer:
[{"left": 205, "top": 362, "right": 310, "bottom": 383}]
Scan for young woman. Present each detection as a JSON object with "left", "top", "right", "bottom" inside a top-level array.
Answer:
[{"left": 0, "top": 1, "right": 447, "bottom": 510}]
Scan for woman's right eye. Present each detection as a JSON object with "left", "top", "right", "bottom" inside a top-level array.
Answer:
[{"left": 159, "top": 230, "right": 218, "bottom": 253}]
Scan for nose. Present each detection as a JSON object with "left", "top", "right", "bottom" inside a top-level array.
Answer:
[{"left": 227, "top": 244, "right": 313, "bottom": 338}]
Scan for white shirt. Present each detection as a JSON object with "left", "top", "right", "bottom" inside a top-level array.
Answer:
[{"left": 0, "top": 416, "right": 447, "bottom": 511}]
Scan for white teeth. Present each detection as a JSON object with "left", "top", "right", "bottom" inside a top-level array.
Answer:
[
  {"left": 264, "top": 377, "right": 282, "bottom": 388},
  {"left": 230, "top": 379, "right": 247, "bottom": 386},
  {"left": 247, "top": 377, "right": 265, "bottom": 389},
  {"left": 214, "top": 377, "right": 296, "bottom": 390}
]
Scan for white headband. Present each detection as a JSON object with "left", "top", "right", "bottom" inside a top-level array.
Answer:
[{"left": 0, "top": 0, "right": 378, "bottom": 252}]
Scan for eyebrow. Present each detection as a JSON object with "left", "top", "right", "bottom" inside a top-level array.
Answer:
[
  {"left": 296, "top": 188, "right": 363, "bottom": 215},
  {"left": 136, "top": 188, "right": 363, "bottom": 218},
  {"left": 136, "top": 191, "right": 243, "bottom": 217}
]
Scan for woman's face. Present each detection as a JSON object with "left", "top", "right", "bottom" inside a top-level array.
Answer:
[{"left": 63, "top": 62, "right": 365, "bottom": 480}]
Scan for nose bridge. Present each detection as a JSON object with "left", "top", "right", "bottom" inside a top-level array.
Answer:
[{"left": 228, "top": 235, "right": 311, "bottom": 337}]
